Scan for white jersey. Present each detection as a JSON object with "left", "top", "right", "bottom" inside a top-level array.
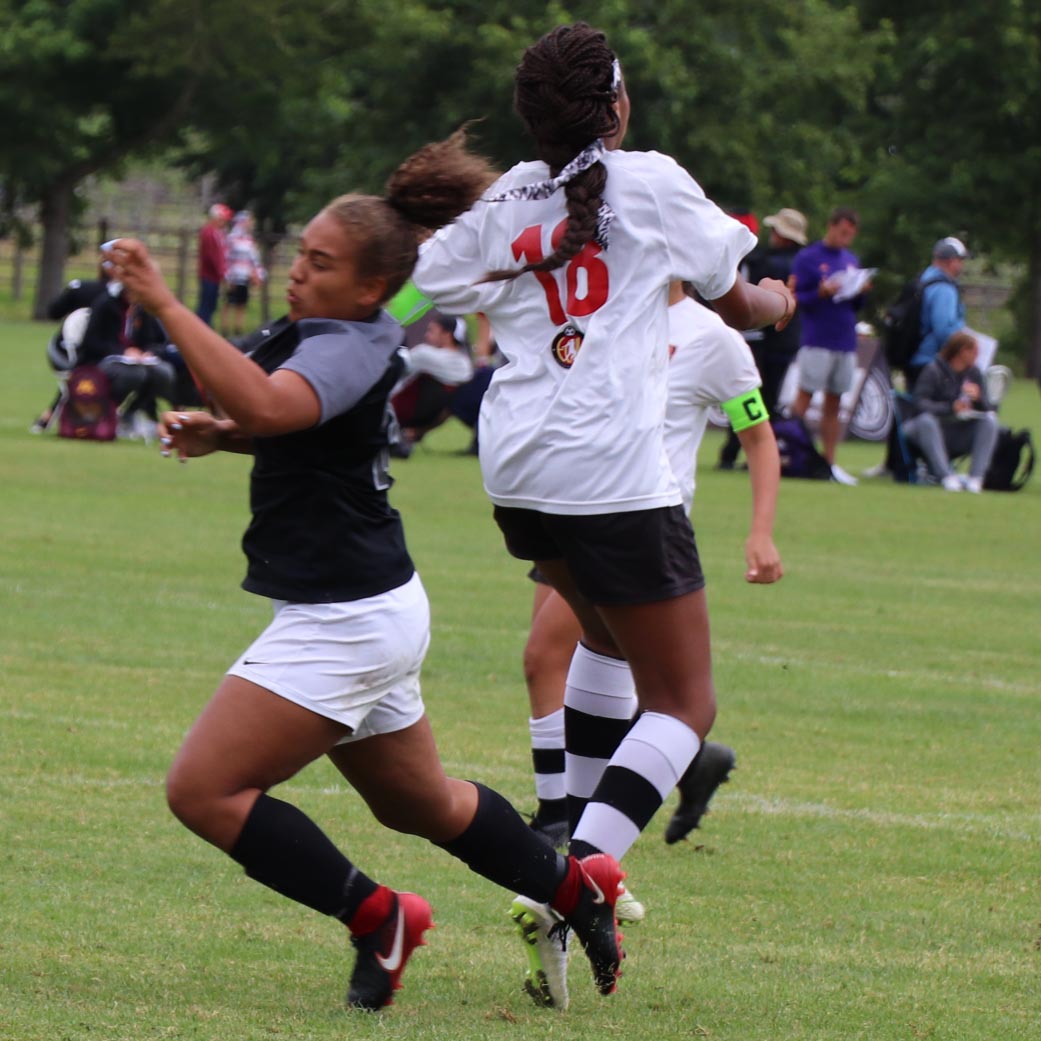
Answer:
[
  {"left": 414, "top": 148, "right": 755, "bottom": 514},
  {"left": 665, "top": 297, "right": 762, "bottom": 515}
]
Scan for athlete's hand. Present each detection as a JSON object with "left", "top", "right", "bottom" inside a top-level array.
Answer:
[
  {"left": 757, "top": 277, "right": 796, "bottom": 332},
  {"left": 102, "top": 238, "right": 178, "bottom": 316},
  {"left": 744, "top": 533, "right": 783, "bottom": 584},
  {"left": 158, "top": 410, "right": 222, "bottom": 461}
]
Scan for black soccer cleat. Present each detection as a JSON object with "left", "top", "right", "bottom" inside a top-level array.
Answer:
[
  {"left": 346, "top": 891, "right": 433, "bottom": 1011},
  {"left": 529, "top": 812, "right": 570, "bottom": 851},
  {"left": 664, "top": 742, "right": 736, "bottom": 845},
  {"left": 564, "top": 853, "right": 626, "bottom": 996}
]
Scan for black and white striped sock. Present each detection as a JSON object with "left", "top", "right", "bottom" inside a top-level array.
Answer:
[
  {"left": 529, "top": 708, "right": 567, "bottom": 821},
  {"left": 562, "top": 643, "right": 638, "bottom": 836},
  {"left": 572, "top": 711, "right": 700, "bottom": 860}
]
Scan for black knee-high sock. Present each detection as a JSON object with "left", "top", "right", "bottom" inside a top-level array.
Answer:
[
  {"left": 229, "top": 793, "right": 376, "bottom": 924},
  {"left": 437, "top": 783, "right": 568, "bottom": 904}
]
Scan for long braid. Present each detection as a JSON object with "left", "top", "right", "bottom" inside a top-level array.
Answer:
[{"left": 487, "top": 23, "right": 619, "bottom": 283}]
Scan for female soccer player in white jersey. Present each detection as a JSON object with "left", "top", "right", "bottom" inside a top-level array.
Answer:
[
  {"left": 102, "top": 131, "right": 628, "bottom": 1014},
  {"left": 512, "top": 284, "right": 784, "bottom": 1007},
  {"left": 413, "top": 24, "right": 794, "bottom": 1006}
]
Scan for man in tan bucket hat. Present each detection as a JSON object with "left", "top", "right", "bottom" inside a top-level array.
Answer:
[{"left": 763, "top": 208, "right": 808, "bottom": 247}]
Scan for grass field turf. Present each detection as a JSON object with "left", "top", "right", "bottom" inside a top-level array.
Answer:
[{"left": 2, "top": 318, "right": 1040, "bottom": 1041}]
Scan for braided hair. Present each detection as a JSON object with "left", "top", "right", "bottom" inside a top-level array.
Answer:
[
  {"left": 324, "top": 128, "right": 498, "bottom": 304},
  {"left": 487, "top": 23, "right": 620, "bottom": 283}
]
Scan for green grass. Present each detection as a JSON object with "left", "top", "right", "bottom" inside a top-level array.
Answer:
[{"left": 2, "top": 317, "right": 1041, "bottom": 1040}]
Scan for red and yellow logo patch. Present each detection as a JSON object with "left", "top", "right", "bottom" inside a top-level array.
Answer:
[{"left": 550, "top": 325, "right": 584, "bottom": 369}]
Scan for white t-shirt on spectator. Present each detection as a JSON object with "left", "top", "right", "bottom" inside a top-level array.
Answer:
[{"left": 403, "top": 343, "right": 474, "bottom": 386}]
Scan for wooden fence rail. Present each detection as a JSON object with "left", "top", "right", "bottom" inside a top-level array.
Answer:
[
  {"left": 0, "top": 220, "right": 1014, "bottom": 333},
  {"left": 1, "top": 221, "right": 296, "bottom": 323}
]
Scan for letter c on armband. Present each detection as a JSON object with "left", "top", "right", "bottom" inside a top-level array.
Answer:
[{"left": 722, "top": 388, "right": 767, "bottom": 432}]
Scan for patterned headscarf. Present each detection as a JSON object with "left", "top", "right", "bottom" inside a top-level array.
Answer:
[{"left": 484, "top": 139, "right": 616, "bottom": 249}]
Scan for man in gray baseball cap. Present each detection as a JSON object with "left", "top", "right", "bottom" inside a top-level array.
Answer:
[
  {"left": 932, "top": 236, "right": 970, "bottom": 261},
  {"left": 907, "top": 235, "right": 970, "bottom": 380}
]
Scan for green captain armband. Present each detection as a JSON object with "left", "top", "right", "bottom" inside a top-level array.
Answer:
[
  {"left": 386, "top": 282, "right": 434, "bottom": 326},
  {"left": 721, "top": 387, "right": 768, "bottom": 432}
]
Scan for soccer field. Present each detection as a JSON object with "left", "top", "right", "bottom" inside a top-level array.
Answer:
[{"left": 2, "top": 318, "right": 1040, "bottom": 1041}]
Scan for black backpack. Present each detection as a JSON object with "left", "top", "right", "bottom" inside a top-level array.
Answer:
[
  {"left": 983, "top": 428, "right": 1035, "bottom": 491},
  {"left": 882, "top": 274, "right": 955, "bottom": 373}
]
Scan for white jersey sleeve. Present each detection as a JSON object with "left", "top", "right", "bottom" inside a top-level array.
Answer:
[
  {"left": 631, "top": 151, "right": 757, "bottom": 301},
  {"left": 665, "top": 298, "right": 762, "bottom": 513}
]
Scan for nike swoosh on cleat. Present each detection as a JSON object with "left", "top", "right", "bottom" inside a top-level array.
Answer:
[
  {"left": 585, "top": 874, "right": 606, "bottom": 905},
  {"left": 375, "top": 907, "right": 405, "bottom": 973}
]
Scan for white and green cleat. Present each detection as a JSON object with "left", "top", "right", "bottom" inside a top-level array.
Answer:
[
  {"left": 510, "top": 896, "right": 570, "bottom": 1010},
  {"left": 615, "top": 884, "right": 646, "bottom": 924}
]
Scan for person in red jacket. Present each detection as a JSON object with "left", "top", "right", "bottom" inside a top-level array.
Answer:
[{"left": 195, "top": 203, "right": 231, "bottom": 326}]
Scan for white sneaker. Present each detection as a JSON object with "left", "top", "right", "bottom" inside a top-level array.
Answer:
[
  {"left": 830, "top": 463, "right": 859, "bottom": 486},
  {"left": 615, "top": 884, "right": 646, "bottom": 924},
  {"left": 861, "top": 461, "right": 891, "bottom": 478},
  {"left": 941, "top": 474, "right": 963, "bottom": 492},
  {"left": 964, "top": 476, "right": 983, "bottom": 494},
  {"left": 132, "top": 413, "right": 158, "bottom": 444},
  {"left": 510, "top": 896, "right": 569, "bottom": 1010}
]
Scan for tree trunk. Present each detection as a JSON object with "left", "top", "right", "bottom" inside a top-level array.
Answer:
[
  {"left": 31, "top": 180, "right": 75, "bottom": 320},
  {"left": 1027, "top": 228, "right": 1041, "bottom": 381}
]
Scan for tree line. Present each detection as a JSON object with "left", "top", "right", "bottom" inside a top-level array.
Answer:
[{"left": 2, "top": 0, "right": 1038, "bottom": 373}]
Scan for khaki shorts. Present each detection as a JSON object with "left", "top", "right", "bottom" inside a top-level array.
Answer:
[{"left": 797, "top": 346, "right": 855, "bottom": 396}]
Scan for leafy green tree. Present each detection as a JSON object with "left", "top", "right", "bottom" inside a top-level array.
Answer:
[
  {"left": 0, "top": 0, "right": 320, "bottom": 317},
  {"left": 856, "top": 0, "right": 1041, "bottom": 372},
  {"left": 291, "top": 0, "right": 885, "bottom": 226}
]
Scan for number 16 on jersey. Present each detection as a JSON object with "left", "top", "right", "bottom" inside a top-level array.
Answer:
[{"left": 512, "top": 220, "right": 610, "bottom": 325}]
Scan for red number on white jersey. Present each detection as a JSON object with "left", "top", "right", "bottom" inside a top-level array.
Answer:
[{"left": 512, "top": 220, "right": 609, "bottom": 323}]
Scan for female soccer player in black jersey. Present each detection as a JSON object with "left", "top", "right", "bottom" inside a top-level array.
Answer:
[{"left": 104, "top": 131, "right": 625, "bottom": 1012}]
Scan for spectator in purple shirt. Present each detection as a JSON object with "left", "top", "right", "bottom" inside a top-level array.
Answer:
[{"left": 789, "top": 207, "right": 868, "bottom": 486}]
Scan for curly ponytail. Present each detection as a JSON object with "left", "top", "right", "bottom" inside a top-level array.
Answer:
[{"left": 323, "top": 128, "right": 498, "bottom": 304}]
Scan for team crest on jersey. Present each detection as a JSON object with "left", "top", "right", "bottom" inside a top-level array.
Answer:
[{"left": 551, "top": 324, "right": 584, "bottom": 368}]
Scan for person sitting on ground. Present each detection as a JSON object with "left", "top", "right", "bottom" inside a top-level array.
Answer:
[
  {"left": 76, "top": 280, "right": 182, "bottom": 441},
  {"left": 46, "top": 263, "right": 111, "bottom": 321},
  {"left": 447, "top": 312, "right": 500, "bottom": 456},
  {"left": 390, "top": 313, "right": 474, "bottom": 455},
  {"left": 902, "top": 330, "right": 998, "bottom": 493},
  {"left": 30, "top": 263, "right": 114, "bottom": 433}
]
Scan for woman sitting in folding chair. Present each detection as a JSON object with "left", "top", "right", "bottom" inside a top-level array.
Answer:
[
  {"left": 75, "top": 281, "right": 187, "bottom": 441},
  {"left": 901, "top": 331, "right": 999, "bottom": 493}
]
